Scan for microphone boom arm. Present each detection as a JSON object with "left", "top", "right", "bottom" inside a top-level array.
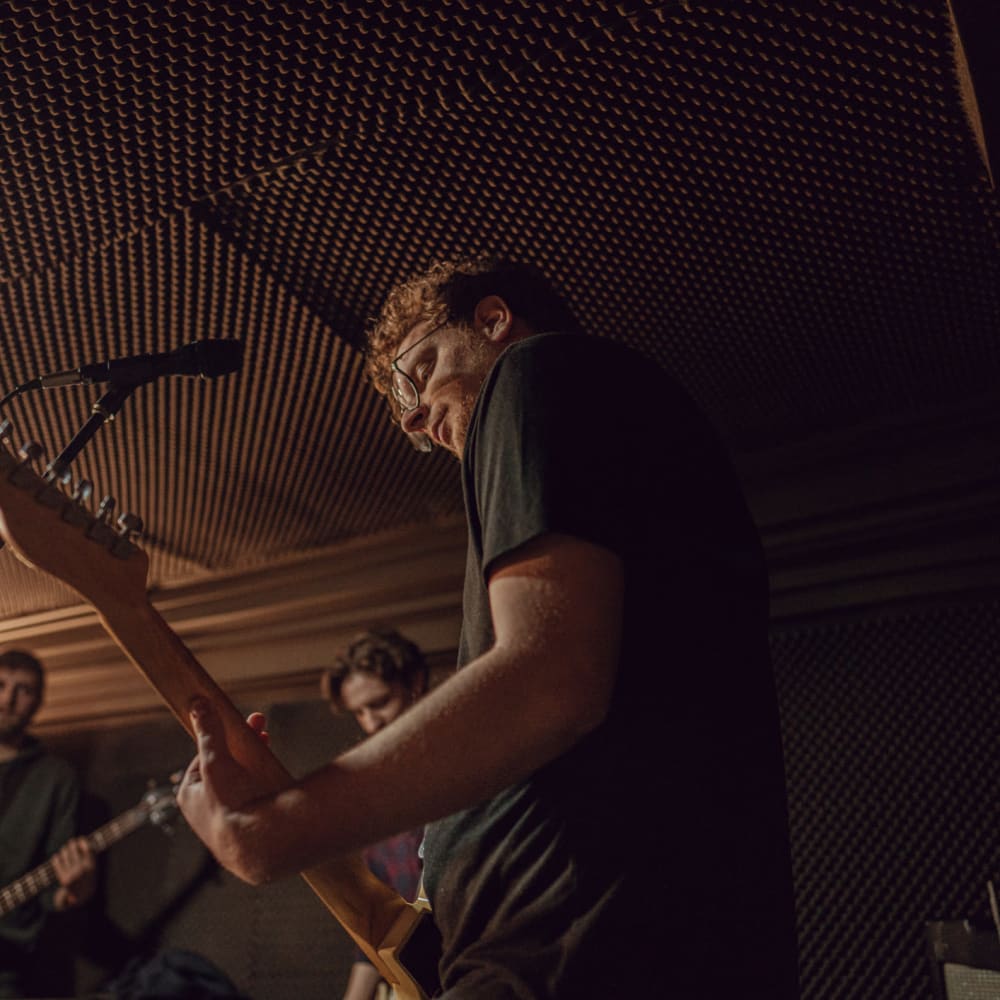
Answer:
[{"left": 45, "top": 382, "right": 139, "bottom": 483}]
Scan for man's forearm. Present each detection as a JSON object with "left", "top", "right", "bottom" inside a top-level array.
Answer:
[
  {"left": 187, "top": 534, "right": 624, "bottom": 885},
  {"left": 341, "top": 960, "right": 383, "bottom": 1000}
]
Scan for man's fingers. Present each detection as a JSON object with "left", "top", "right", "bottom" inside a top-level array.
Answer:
[
  {"left": 189, "top": 697, "right": 222, "bottom": 761},
  {"left": 177, "top": 699, "right": 217, "bottom": 807},
  {"left": 75, "top": 837, "right": 94, "bottom": 867},
  {"left": 52, "top": 838, "right": 94, "bottom": 883},
  {"left": 247, "top": 711, "right": 270, "bottom": 746},
  {"left": 179, "top": 751, "right": 202, "bottom": 789}
]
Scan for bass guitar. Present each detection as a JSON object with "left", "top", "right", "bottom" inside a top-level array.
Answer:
[
  {"left": 0, "top": 423, "right": 441, "bottom": 999},
  {"left": 0, "top": 781, "right": 177, "bottom": 918}
]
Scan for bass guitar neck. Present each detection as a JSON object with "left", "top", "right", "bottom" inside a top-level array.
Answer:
[{"left": 0, "top": 782, "right": 175, "bottom": 918}]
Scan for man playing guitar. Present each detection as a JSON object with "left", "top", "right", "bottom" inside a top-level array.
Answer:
[
  {"left": 175, "top": 258, "right": 801, "bottom": 998},
  {"left": 0, "top": 650, "right": 95, "bottom": 999}
]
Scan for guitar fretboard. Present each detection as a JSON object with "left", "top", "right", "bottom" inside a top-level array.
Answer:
[{"left": 0, "top": 802, "right": 152, "bottom": 917}]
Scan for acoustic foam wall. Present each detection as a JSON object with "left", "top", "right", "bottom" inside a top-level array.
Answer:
[{"left": 772, "top": 598, "right": 999, "bottom": 1000}]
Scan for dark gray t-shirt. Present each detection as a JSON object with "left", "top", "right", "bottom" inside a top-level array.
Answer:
[{"left": 423, "top": 333, "right": 798, "bottom": 998}]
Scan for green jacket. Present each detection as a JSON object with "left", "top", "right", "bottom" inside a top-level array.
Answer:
[{"left": 0, "top": 737, "right": 80, "bottom": 954}]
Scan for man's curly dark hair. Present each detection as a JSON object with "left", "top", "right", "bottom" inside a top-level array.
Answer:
[
  {"left": 365, "top": 255, "right": 581, "bottom": 415},
  {"left": 320, "top": 628, "right": 429, "bottom": 713}
]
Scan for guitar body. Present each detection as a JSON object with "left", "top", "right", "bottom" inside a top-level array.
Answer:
[{"left": 0, "top": 428, "right": 440, "bottom": 999}]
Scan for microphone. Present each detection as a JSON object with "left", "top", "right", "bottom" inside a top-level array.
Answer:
[{"left": 17, "top": 339, "right": 244, "bottom": 391}]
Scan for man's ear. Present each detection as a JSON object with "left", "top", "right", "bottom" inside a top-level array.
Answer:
[{"left": 474, "top": 295, "right": 514, "bottom": 342}]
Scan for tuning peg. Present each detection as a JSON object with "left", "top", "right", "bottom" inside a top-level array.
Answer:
[
  {"left": 34, "top": 477, "right": 69, "bottom": 512},
  {"left": 9, "top": 441, "right": 45, "bottom": 489},
  {"left": 43, "top": 462, "right": 72, "bottom": 486},
  {"left": 59, "top": 479, "right": 94, "bottom": 528},
  {"left": 33, "top": 455, "right": 75, "bottom": 509},
  {"left": 18, "top": 441, "right": 44, "bottom": 464},
  {"left": 86, "top": 496, "right": 119, "bottom": 548},
  {"left": 154, "top": 816, "right": 177, "bottom": 837},
  {"left": 97, "top": 495, "right": 116, "bottom": 523},
  {"left": 72, "top": 480, "right": 94, "bottom": 505},
  {"left": 109, "top": 508, "right": 144, "bottom": 559},
  {"left": 116, "top": 512, "right": 143, "bottom": 538},
  {"left": 0, "top": 421, "right": 16, "bottom": 475}
]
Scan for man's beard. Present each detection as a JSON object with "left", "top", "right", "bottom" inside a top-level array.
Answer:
[
  {"left": 450, "top": 337, "right": 502, "bottom": 458},
  {"left": 450, "top": 391, "right": 478, "bottom": 458},
  {"left": 0, "top": 716, "right": 30, "bottom": 745}
]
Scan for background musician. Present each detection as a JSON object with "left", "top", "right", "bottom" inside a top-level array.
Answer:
[{"left": 0, "top": 649, "right": 96, "bottom": 998}]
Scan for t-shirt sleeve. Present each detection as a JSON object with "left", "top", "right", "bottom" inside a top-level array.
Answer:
[{"left": 469, "top": 336, "right": 641, "bottom": 582}]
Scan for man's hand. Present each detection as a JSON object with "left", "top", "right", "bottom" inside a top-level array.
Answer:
[
  {"left": 172, "top": 533, "right": 623, "bottom": 888},
  {"left": 52, "top": 837, "right": 96, "bottom": 910},
  {"left": 176, "top": 700, "right": 273, "bottom": 877}
]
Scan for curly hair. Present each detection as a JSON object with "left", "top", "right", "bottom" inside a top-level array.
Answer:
[
  {"left": 0, "top": 649, "right": 44, "bottom": 699},
  {"left": 320, "top": 628, "right": 429, "bottom": 713},
  {"left": 364, "top": 255, "right": 580, "bottom": 407}
]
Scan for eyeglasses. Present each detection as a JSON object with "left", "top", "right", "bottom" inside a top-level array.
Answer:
[
  {"left": 389, "top": 319, "right": 447, "bottom": 413},
  {"left": 388, "top": 320, "right": 448, "bottom": 453}
]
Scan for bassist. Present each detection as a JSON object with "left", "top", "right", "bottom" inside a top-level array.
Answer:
[{"left": 0, "top": 650, "right": 95, "bottom": 999}]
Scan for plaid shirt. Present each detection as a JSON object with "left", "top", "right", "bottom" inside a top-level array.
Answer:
[{"left": 355, "top": 827, "right": 423, "bottom": 964}]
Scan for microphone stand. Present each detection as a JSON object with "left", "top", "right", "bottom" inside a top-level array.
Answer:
[{"left": 44, "top": 381, "right": 141, "bottom": 483}]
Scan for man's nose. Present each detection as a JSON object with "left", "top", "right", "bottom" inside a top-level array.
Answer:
[
  {"left": 359, "top": 710, "right": 384, "bottom": 735},
  {"left": 399, "top": 403, "right": 427, "bottom": 436}
]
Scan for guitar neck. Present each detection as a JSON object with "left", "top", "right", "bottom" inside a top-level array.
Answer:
[
  {"left": 0, "top": 433, "right": 437, "bottom": 998},
  {"left": 96, "top": 594, "right": 425, "bottom": 992},
  {"left": 0, "top": 803, "right": 150, "bottom": 918}
]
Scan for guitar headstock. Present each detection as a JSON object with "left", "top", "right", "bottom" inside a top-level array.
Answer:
[
  {"left": 0, "top": 418, "right": 150, "bottom": 608},
  {"left": 143, "top": 775, "right": 181, "bottom": 830}
]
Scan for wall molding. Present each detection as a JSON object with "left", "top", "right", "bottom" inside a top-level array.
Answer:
[
  {"left": 739, "top": 395, "right": 1000, "bottom": 621},
  {"left": 12, "top": 517, "right": 468, "bottom": 733}
]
